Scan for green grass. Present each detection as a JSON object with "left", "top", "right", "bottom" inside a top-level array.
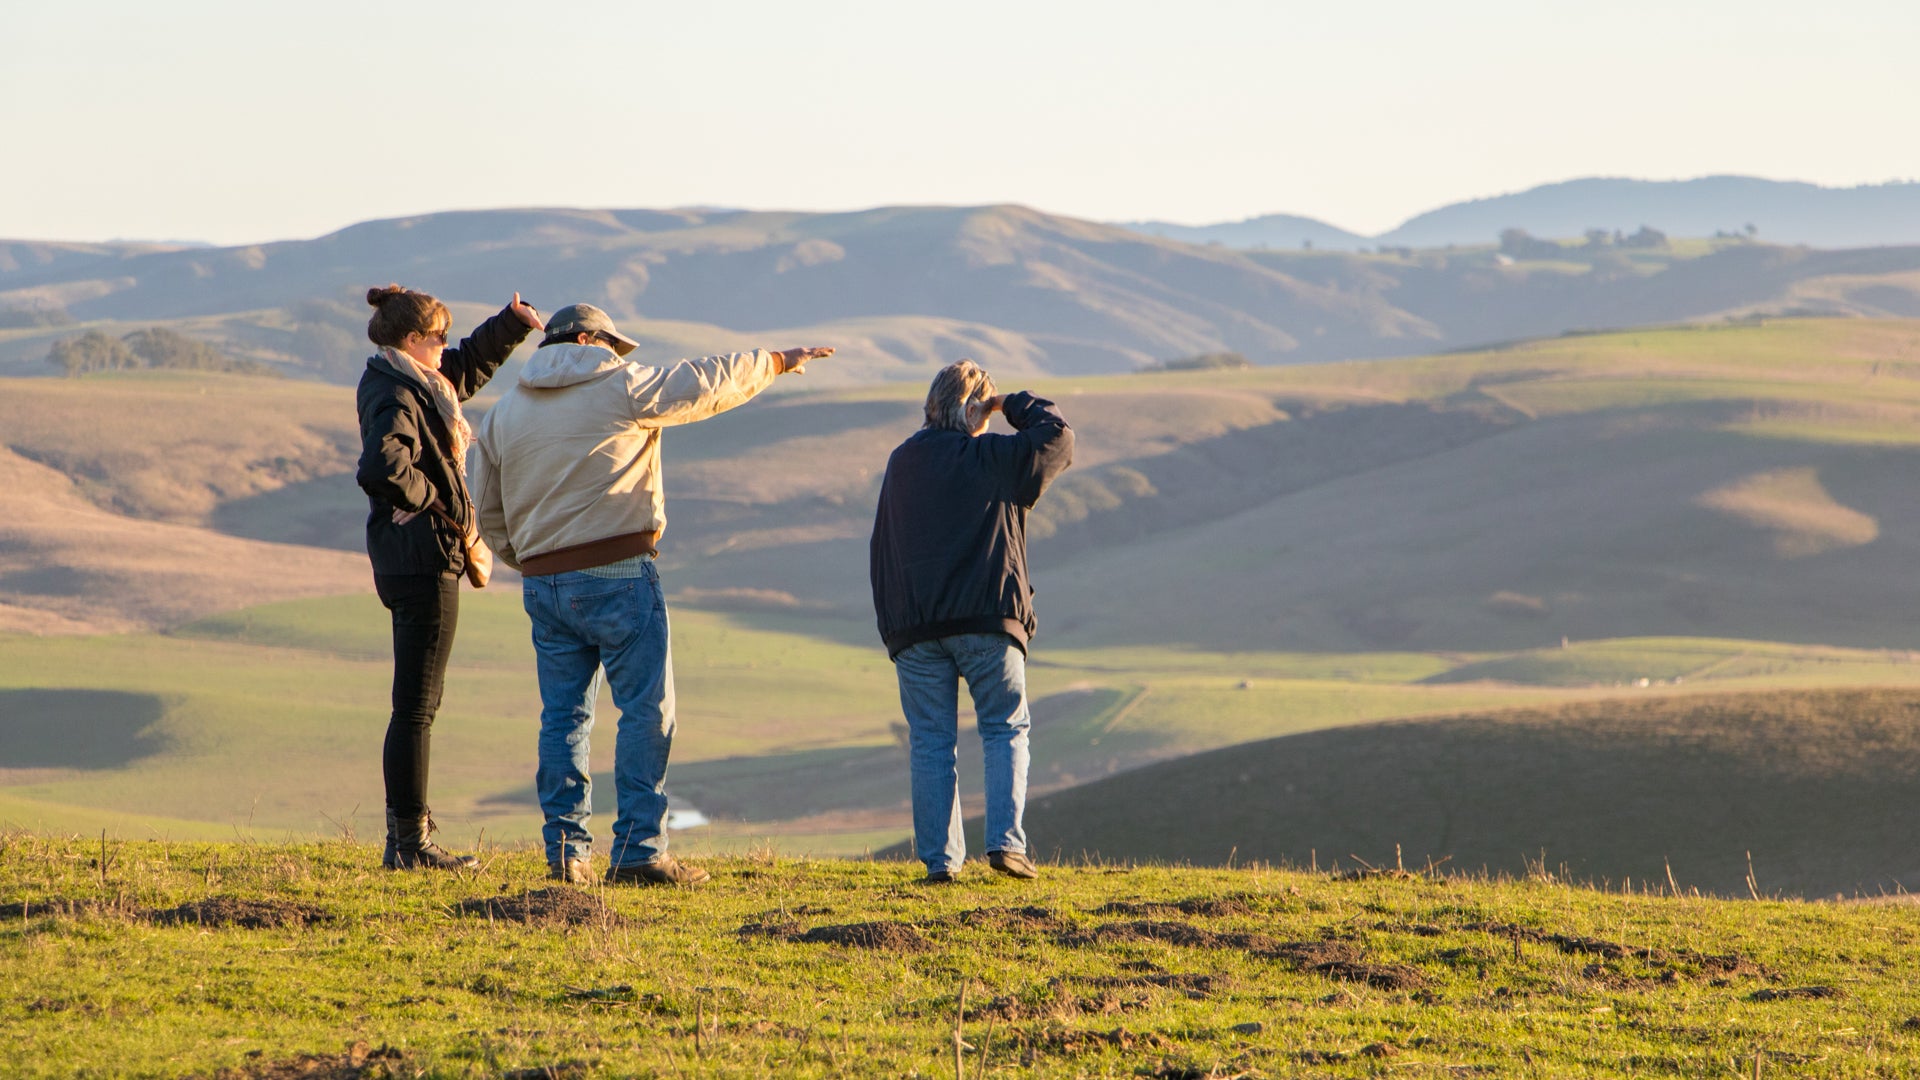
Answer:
[
  {"left": 12, "top": 586, "right": 1920, "bottom": 856},
  {"left": 4, "top": 835, "right": 1919, "bottom": 1078}
]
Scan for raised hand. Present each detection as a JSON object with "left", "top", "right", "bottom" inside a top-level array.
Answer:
[{"left": 509, "top": 292, "right": 544, "bottom": 331}]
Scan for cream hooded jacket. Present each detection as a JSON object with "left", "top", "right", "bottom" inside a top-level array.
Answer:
[{"left": 471, "top": 342, "right": 782, "bottom": 571}]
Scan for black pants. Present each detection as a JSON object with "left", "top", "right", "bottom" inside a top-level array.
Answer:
[{"left": 375, "top": 573, "right": 461, "bottom": 819}]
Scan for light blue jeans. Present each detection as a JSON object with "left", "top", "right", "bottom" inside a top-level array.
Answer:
[
  {"left": 522, "top": 565, "right": 675, "bottom": 869},
  {"left": 893, "top": 633, "right": 1031, "bottom": 873}
]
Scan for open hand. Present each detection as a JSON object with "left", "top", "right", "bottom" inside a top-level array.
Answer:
[
  {"left": 776, "top": 346, "right": 835, "bottom": 374},
  {"left": 509, "top": 292, "right": 544, "bottom": 331}
]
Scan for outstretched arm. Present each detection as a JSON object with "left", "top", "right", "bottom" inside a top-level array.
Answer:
[{"left": 627, "top": 346, "right": 836, "bottom": 426}]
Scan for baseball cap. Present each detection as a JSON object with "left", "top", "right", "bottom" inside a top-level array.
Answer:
[{"left": 545, "top": 303, "right": 639, "bottom": 357}]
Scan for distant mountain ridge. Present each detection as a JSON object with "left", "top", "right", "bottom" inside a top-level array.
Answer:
[
  {"left": 7, "top": 196, "right": 1920, "bottom": 382},
  {"left": 1120, "top": 176, "right": 1920, "bottom": 250}
]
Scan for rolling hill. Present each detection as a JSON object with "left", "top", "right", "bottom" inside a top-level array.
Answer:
[
  {"left": 10, "top": 202, "right": 1920, "bottom": 386},
  {"left": 1007, "top": 688, "right": 1920, "bottom": 899},
  {"left": 11, "top": 318, "right": 1920, "bottom": 863}
]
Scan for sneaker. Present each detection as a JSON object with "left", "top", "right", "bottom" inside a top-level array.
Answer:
[
  {"left": 605, "top": 854, "right": 710, "bottom": 886},
  {"left": 922, "top": 868, "right": 959, "bottom": 885},
  {"left": 988, "top": 850, "right": 1038, "bottom": 880},
  {"left": 548, "top": 857, "right": 593, "bottom": 885}
]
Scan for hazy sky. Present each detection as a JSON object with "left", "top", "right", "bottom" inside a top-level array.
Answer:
[{"left": 5, "top": 0, "right": 1915, "bottom": 245}]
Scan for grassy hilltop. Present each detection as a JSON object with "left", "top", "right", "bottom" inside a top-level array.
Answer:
[{"left": 5, "top": 835, "right": 1920, "bottom": 1079}]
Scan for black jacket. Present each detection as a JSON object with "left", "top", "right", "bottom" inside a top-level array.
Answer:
[
  {"left": 355, "top": 307, "right": 531, "bottom": 576},
  {"left": 869, "top": 391, "right": 1074, "bottom": 657}
]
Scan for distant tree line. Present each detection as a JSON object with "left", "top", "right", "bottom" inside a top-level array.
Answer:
[
  {"left": 1143, "top": 351, "right": 1253, "bottom": 372},
  {"left": 1501, "top": 226, "right": 1670, "bottom": 260},
  {"left": 47, "top": 327, "right": 279, "bottom": 378},
  {"left": 0, "top": 302, "right": 75, "bottom": 329}
]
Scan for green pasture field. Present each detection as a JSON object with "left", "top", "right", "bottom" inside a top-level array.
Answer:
[
  {"left": 4, "top": 835, "right": 1918, "bottom": 1078},
  {"left": 8, "top": 588, "right": 1920, "bottom": 856}
]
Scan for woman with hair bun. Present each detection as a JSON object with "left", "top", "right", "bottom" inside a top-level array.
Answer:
[{"left": 355, "top": 284, "right": 543, "bottom": 870}]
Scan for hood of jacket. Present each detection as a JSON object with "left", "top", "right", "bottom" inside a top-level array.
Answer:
[{"left": 518, "top": 342, "right": 627, "bottom": 389}]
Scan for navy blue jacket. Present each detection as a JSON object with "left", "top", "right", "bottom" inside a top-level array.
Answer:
[
  {"left": 354, "top": 306, "right": 530, "bottom": 576},
  {"left": 869, "top": 391, "right": 1074, "bottom": 657}
]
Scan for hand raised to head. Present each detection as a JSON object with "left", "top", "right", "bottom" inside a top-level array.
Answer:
[
  {"left": 509, "top": 292, "right": 545, "bottom": 331},
  {"left": 776, "top": 346, "right": 835, "bottom": 374}
]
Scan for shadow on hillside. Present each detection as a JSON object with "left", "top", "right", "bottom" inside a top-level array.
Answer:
[
  {"left": 1009, "top": 689, "right": 1920, "bottom": 899},
  {"left": 210, "top": 474, "right": 365, "bottom": 552},
  {"left": 0, "top": 689, "right": 170, "bottom": 769}
]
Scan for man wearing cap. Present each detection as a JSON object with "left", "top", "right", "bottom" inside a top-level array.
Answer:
[{"left": 471, "top": 303, "right": 833, "bottom": 886}]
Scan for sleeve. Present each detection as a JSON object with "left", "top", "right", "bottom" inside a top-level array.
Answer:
[
  {"left": 625, "top": 349, "right": 784, "bottom": 427},
  {"left": 469, "top": 416, "right": 519, "bottom": 570},
  {"left": 439, "top": 306, "right": 534, "bottom": 401},
  {"left": 355, "top": 387, "right": 438, "bottom": 513},
  {"left": 994, "top": 391, "right": 1075, "bottom": 507}
]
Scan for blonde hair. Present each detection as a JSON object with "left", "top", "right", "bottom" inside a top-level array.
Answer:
[{"left": 923, "top": 359, "right": 996, "bottom": 433}]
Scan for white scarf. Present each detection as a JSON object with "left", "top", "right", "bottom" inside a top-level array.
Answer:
[{"left": 383, "top": 346, "right": 472, "bottom": 471}]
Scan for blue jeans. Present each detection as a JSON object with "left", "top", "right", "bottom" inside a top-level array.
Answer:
[
  {"left": 894, "top": 633, "right": 1031, "bottom": 873},
  {"left": 522, "top": 564, "right": 675, "bottom": 869}
]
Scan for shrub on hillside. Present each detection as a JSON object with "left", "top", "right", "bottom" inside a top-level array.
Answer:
[
  {"left": 1622, "top": 225, "right": 1669, "bottom": 250},
  {"left": 1497, "top": 228, "right": 1566, "bottom": 260},
  {"left": 48, "top": 327, "right": 280, "bottom": 377},
  {"left": 1146, "top": 351, "right": 1253, "bottom": 372},
  {"left": 48, "top": 331, "right": 142, "bottom": 375}
]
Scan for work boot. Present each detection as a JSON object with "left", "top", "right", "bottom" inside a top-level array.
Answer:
[
  {"left": 988, "top": 850, "right": 1039, "bottom": 880},
  {"left": 604, "top": 853, "right": 709, "bottom": 886},
  {"left": 548, "top": 856, "right": 594, "bottom": 885},
  {"left": 388, "top": 810, "right": 479, "bottom": 871}
]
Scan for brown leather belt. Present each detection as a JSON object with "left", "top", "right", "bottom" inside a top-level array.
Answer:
[{"left": 518, "top": 531, "right": 660, "bottom": 576}]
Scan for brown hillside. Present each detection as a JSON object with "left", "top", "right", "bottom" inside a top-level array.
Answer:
[
  {"left": 1012, "top": 688, "right": 1920, "bottom": 899},
  {"left": 0, "top": 445, "right": 366, "bottom": 634},
  {"left": 14, "top": 206, "right": 1920, "bottom": 383}
]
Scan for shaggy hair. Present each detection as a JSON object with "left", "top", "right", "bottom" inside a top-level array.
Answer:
[{"left": 923, "top": 359, "right": 996, "bottom": 433}]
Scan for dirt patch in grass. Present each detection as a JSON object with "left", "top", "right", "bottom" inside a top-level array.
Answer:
[
  {"left": 1749, "top": 985, "right": 1844, "bottom": 1002},
  {"left": 455, "top": 888, "right": 624, "bottom": 928},
  {"left": 1265, "top": 939, "right": 1364, "bottom": 967},
  {"left": 795, "top": 921, "right": 932, "bottom": 952},
  {"left": 1310, "top": 959, "right": 1429, "bottom": 991},
  {"left": 1062, "top": 920, "right": 1428, "bottom": 991},
  {"left": 147, "top": 896, "right": 331, "bottom": 930},
  {"left": 735, "top": 918, "right": 806, "bottom": 941},
  {"left": 187, "top": 1041, "right": 406, "bottom": 1079},
  {"left": 948, "top": 904, "right": 1074, "bottom": 931},
  {"left": 1023, "top": 1025, "right": 1174, "bottom": 1057},
  {"left": 1470, "top": 921, "right": 1770, "bottom": 981},
  {"left": 1086, "top": 972, "right": 1225, "bottom": 998},
  {"left": 1061, "top": 919, "right": 1277, "bottom": 953},
  {"left": 1090, "top": 896, "right": 1255, "bottom": 918}
]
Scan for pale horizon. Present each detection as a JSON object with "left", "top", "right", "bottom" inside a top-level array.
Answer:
[{"left": 6, "top": 0, "right": 1916, "bottom": 246}]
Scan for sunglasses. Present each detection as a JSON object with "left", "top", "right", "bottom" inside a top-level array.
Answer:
[{"left": 417, "top": 327, "right": 450, "bottom": 344}]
